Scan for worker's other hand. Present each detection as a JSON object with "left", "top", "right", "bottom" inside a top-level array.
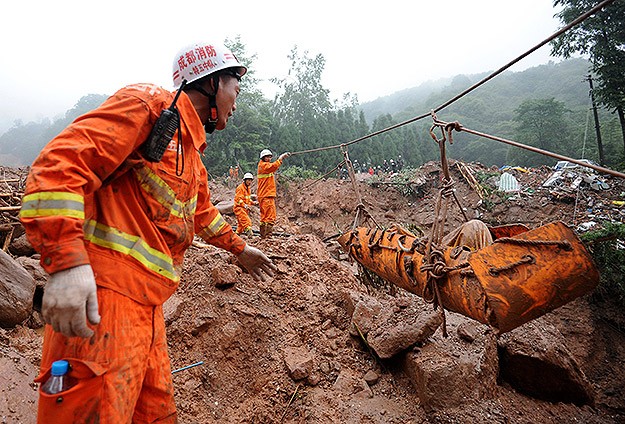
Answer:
[
  {"left": 278, "top": 152, "right": 291, "bottom": 161},
  {"left": 236, "top": 245, "right": 277, "bottom": 281},
  {"left": 43, "top": 264, "right": 101, "bottom": 338}
]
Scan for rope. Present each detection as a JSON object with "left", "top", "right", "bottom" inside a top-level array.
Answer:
[
  {"left": 420, "top": 115, "right": 471, "bottom": 338},
  {"left": 493, "top": 237, "right": 573, "bottom": 251},
  {"left": 489, "top": 254, "right": 535, "bottom": 276},
  {"left": 456, "top": 124, "right": 625, "bottom": 179},
  {"left": 302, "top": 160, "right": 346, "bottom": 189}
]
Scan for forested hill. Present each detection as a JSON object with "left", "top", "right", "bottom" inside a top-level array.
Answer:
[
  {"left": 356, "top": 57, "right": 618, "bottom": 169},
  {"left": 1, "top": 57, "right": 618, "bottom": 171},
  {"left": 361, "top": 58, "right": 591, "bottom": 123}
]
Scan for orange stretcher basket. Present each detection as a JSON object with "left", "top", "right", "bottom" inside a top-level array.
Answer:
[{"left": 338, "top": 221, "right": 599, "bottom": 333}]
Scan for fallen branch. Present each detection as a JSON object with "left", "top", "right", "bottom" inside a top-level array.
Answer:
[
  {"left": 456, "top": 162, "right": 485, "bottom": 200},
  {"left": 0, "top": 206, "right": 21, "bottom": 212}
]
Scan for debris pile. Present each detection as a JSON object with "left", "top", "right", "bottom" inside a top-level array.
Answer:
[{"left": 1, "top": 162, "right": 624, "bottom": 423}]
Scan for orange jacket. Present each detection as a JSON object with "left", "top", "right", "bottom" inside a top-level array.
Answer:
[
  {"left": 257, "top": 159, "right": 282, "bottom": 198},
  {"left": 20, "top": 83, "right": 245, "bottom": 305},
  {"left": 234, "top": 181, "right": 253, "bottom": 211}
]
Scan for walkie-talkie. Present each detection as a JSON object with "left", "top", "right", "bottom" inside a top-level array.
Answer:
[{"left": 141, "top": 80, "right": 187, "bottom": 162}]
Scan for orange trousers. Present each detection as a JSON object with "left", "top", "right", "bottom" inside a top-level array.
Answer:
[
  {"left": 233, "top": 206, "right": 252, "bottom": 233},
  {"left": 259, "top": 197, "right": 276, "bottom": 225},
  {"left": 36, "top": 287, "right": 177, "bottom": 424}
]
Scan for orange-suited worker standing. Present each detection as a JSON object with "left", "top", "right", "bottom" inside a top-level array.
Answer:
[
  {"left": 19, "top": 40, "right": 276, "bottom": 424},
  {"left": 234, "top": 172, "right": 257, "bottom": 237},
  {"left": 257, "top": 149, "right": 290, "bottom": 237}
]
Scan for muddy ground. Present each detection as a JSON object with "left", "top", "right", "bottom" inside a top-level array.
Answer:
[{"left": 1, "top": 160, "right": 624, "bottom": 423}]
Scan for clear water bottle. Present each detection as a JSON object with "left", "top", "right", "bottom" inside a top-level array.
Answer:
[{"left": 41, "top": 360, "right": 76, "bottom": 394}]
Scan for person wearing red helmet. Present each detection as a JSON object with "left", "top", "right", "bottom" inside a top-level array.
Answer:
[{"left": 20, "top": 40, "right": 276, "bottom": 423}]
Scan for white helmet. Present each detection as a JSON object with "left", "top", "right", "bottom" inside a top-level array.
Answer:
[
  {"left": 259, "top": 149, "right": 273, "bottom": 159},
  {"left": 243, "top": 172, "right": 254, "bottom": 180},
  {"left": 172, "top": 41, "right": 247, "bottom": 89}
]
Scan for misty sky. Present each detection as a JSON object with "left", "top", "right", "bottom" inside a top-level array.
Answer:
[{"left": 0, "top": 0, "right": 565, "bottom": 133}]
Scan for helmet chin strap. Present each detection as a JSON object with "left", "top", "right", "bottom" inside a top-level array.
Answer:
[{"left": 189, "top": 75, "right": 219, "bottom": 134}]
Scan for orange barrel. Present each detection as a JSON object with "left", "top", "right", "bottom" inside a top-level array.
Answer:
[{"left": 338, "top": 221, "right": 599, "bottom": 333}]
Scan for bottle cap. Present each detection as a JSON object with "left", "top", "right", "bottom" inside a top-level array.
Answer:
[{"left": 50, "top": 360, "right": 69, "bottom": 376}]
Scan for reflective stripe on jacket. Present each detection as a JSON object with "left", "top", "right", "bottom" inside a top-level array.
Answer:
[
  {"left": 19, "top": 83, "right": 245, "bottom": 305},
  {"left": 257, "top": 159, "right": 282, "bottom": 198},
  {"left": 234, "top": 182, "right": 252, "bottom": 211}
]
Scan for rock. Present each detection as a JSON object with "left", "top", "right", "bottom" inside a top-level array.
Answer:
[
  {"left": 191, "top": 309, "right": 216, "bottom": 336},
  {"left": 321, "top": 319, "right": 332, "bottom": 330},
  {"left": 13, "top": 256, "right": 47, "bottom": 284},
  {"left": 307, "top": 372, "right": 322, "bottom": 386},
  {"left": 349, "top": 295, "right": 383, "bottom": 338},
  {"left": 163, "top": 293, "right": 184, "bottom": 325},
  {"left": 363, "top": 370, "right": 379, "bottom": 386},
  {"left": 457, "top": 321, "right": 479, "bottom": 342},
  {"left": 0, "top": 249, "right": 36, "bottom": 327},
  {"left": 354, "top": 380, "right": 374, "bottom": 399},
  {"left": 214, "top": 200, "right": 234, "bottom": 215},
  {"left": 367, "top": 309, "right": 442, "bottom": 359},
  {"left": 346, "top": 294, "right": 442, "bottom": 358},
  {"left": 283, "top": 346, "right": 313, "bottom": 381},
  {"left": 332, "top": 369, "right": 373, "bottom": 398},
  {"left": 8, "top": 233, "right": 36, "bottom": 257},
  {"left": 402, "top": 312, "right": 498, "bottom": 413},
  {"left": 395, "top": 297, "right": 412, "bottom": 309},
  {"left": 498, "top": 317, "right": 595, "bottom": 406},
  {"left": 211, "top": 263, "right": 241, "bottom": 288},
  {"left": 342, "top": 290, "right": 368, "bottom": 316},
  {"left": 13, "top": 256, "right": 47, "bottom": 314}
]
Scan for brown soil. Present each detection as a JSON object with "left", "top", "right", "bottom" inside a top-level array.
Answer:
[{"left": 1, "top": 161, "right": 625, "bottom": 423}]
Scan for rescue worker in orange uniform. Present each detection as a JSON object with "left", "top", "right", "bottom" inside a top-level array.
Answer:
[
  {"left": 257, "top": 149, "right": 290, "bottom": 237},
  {"left": 19, "top": 41, "right": 276, "bottom": 424},
  {"left": 234, "top": 172, "right": 257, "bottom": 237}
]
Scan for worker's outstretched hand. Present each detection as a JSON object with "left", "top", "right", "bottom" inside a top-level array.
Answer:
[
  {"left": 278, "top": 152, "right": 291, "bottom": 161},
  {"left": 236, "top": 245, "right": 277, "bottom": 281},
  {"left": 43, "top": 264, "right": 101, "bottom": 338}
]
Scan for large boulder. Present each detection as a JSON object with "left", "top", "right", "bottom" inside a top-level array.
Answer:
[
  {"left": 347, "top": 291, "right": 441, "bottom": 358},
  {"left": 9, "top": 233, "right": 36, "bottom": 257},
  {"left": 498, "top": 317, "right": 595, "bottom": 405},
  {"left": 402, "top": 312, "right": 499, "bottom": 413},
  {"left": 366, "top": 304, "right": 441, "bottom": 359},
  {"left": 215, "top": 200, "right": 234, "bottom": 215},
  {"left": 0, "top": 249, "right": 35, "bottom": 327}
]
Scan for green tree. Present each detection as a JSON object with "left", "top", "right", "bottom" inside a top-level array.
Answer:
[
  {"left": 270, "top": 46, "right": 346, "bottom": 172},
  {"left": 551, "top": 0, "right": 625, "bottom": 161},
  {"left": 271, "top": 46, "right": 332, "bottom": 127},
  {"left": 508, "top": 98, "right": 574, "bottom": 166}
]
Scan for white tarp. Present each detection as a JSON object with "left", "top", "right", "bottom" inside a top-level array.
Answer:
[{"left": 498, "top": 172, "right": 520, "bottom": 192}]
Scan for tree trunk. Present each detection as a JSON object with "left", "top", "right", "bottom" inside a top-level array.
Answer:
[
  {"left": 587, "top": 76, "right": 605, "bottom": 166},
  {"left": 618, "top": 106, "right": 625, "bottom": 158}
]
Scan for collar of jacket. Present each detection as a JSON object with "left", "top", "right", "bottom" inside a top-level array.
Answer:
[{"left": 176, "top": 91, "right": 208, "bottom": 153}]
